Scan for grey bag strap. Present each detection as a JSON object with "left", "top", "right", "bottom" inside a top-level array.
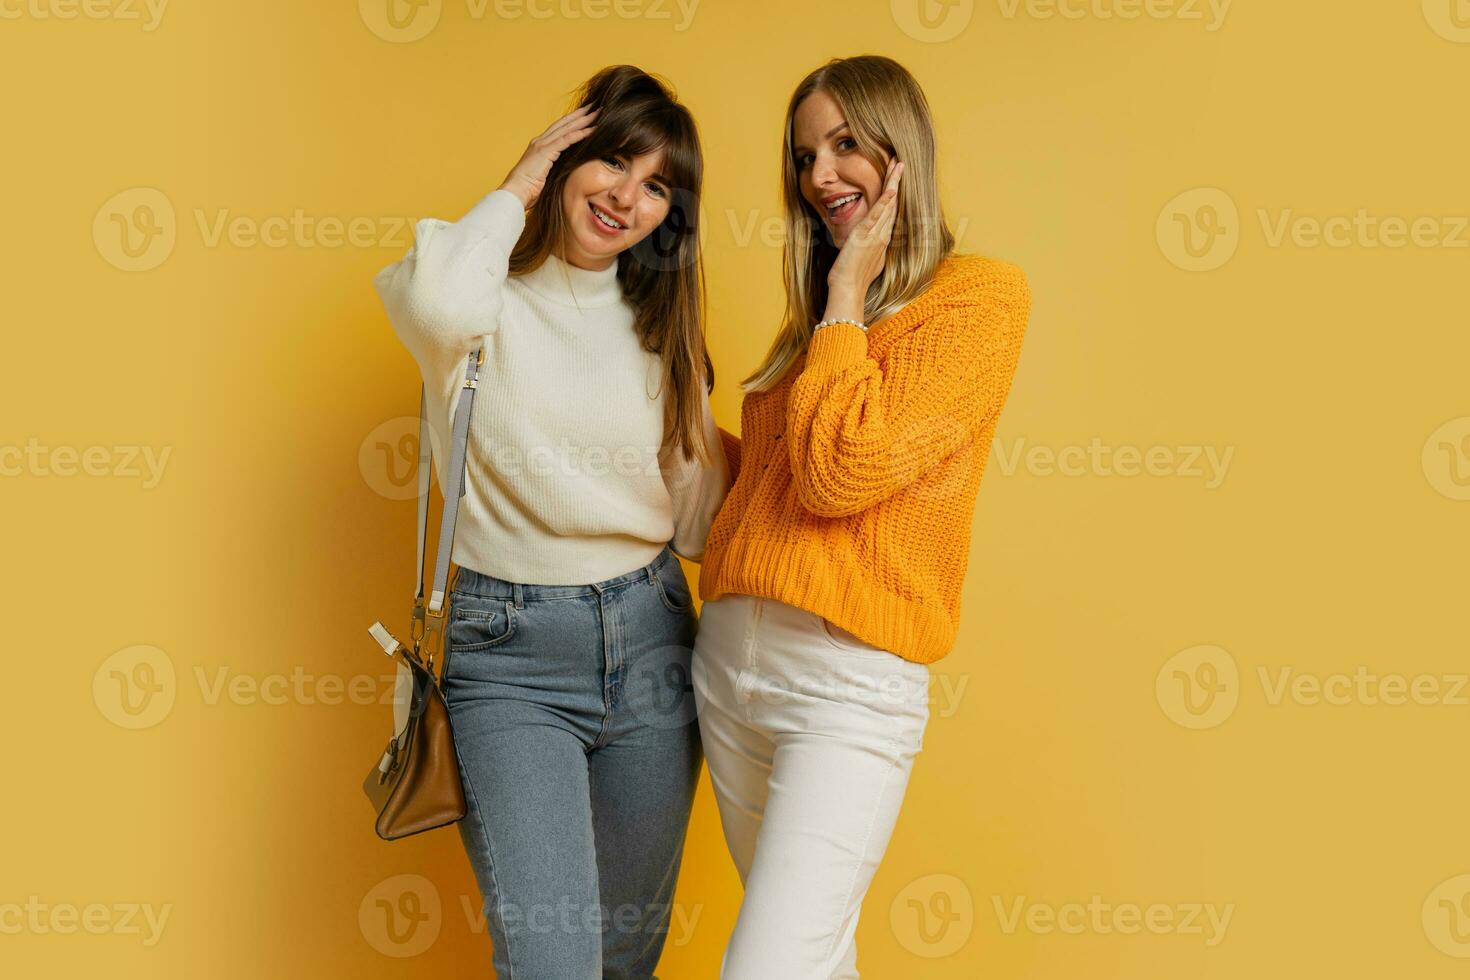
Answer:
[{"left": 412, "top": 347, "right": 483, "bottom": 621}]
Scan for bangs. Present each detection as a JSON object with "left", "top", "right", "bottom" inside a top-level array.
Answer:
[{"left": 587, "top": 103, "right": 701, "bottom": 193}]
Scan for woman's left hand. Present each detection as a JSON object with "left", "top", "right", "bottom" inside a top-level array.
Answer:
[{"left": 824, "top": 159, "right": 904, "bottom": 319}]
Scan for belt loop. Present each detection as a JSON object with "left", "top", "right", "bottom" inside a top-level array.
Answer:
[
  {"left": 645, "top": 563, "right": 656, "bottom": 585},
  {"left": 512, "top": 582, "right": 523, "bottom": 609}
]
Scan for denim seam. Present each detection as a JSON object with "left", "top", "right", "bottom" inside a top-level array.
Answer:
[
  {"left": 444, "top": 700, "right": 517, "bottom": 978},
  {"left": 455, "top": 593, "right": 597, "bottom": 604},
  {"left": 742, "top": 599, "right": 763, "bottom": 726},
  {"left": 592, "top": 595, "right": 613, "bottom": 750}
]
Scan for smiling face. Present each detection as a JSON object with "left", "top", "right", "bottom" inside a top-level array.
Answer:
[
  {"left": 792, "top": 89, "right": 888, "bottom": 248},
  {"left": 558, "top": 148, "right": 672, "bottom": 270}
]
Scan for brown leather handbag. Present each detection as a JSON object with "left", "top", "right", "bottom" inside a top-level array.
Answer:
[{"left": 362, "top": 347, "right": 483, "bottom": 840}]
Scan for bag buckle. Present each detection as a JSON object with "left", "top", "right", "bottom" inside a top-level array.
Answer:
[
  {"left": 368, "top": 621, "right": 401, "bottom": 658},
  {"left": 419, "top": 604, "right": 449, "bottom": 676}
]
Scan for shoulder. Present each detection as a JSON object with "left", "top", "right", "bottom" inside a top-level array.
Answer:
[
  {"left": 867, "top": 255, "right": 1029, "bottom": 345},
  {"left": 933, "top": 253, "right": 1028, "bottom": 303},
  {"left": 902, "top": 254, "right": 1029, "bottom": 342},
  {"left": 913, "top": 256, "right": 1031, "bottom": 369}
]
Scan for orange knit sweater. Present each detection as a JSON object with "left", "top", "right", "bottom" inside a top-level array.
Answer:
[{"left": 700, "top": 253, "right": 1031, "bottom": 664}]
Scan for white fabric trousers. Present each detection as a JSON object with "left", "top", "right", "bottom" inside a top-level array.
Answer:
[{"left": 691, "top": 593, "right": 931, "bottom": 979}]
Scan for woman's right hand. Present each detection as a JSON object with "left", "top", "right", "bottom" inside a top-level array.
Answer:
[
  {"left": 497, "top": 104, "right": 600, "bottom": 211},
  {"left": 823, "top": 158, "right": 903, "bottom": 322}
]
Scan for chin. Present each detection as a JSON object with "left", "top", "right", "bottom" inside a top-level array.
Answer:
[{"left": 575, "top": 230, "right": 616, "bottom": 259}]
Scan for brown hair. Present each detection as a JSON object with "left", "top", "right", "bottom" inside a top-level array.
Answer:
[{"left": 509, "top": 65, "right": 715, "bottom": 465}]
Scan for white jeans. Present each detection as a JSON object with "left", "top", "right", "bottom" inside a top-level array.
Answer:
[{"left": 691, "top": 593, "right": 931, "bottom": 980}]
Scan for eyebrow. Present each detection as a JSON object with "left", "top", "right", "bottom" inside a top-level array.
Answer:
[
  {"left": 792, "top": 121, "right": 850, "bottom": 155},
  {"left": 612, "top": 152, "right": 672, "bottom": 186}
]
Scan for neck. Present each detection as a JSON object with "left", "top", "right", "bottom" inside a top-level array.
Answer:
[
  {"left": 516, "top": 248, "right": 624, "bottom": 309},
  {"left": 559, "top": 244, "right": 616, "bottom": 273}
]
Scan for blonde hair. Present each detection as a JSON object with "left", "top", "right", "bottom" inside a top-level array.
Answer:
[{"left": 741, "top": 55, "right": 956, "bottom": 393}]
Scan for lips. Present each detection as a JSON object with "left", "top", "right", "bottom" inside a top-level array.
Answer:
[
  {"left": 588, "top": 201, "right": 628, "bottom": 236},
  {"left": 822, "top": 191, "right": 863, "bottom": 224}
]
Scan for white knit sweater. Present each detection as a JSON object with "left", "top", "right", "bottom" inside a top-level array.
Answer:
[{"left": 373, "top": 188, "right": 729, "bottom": 585}]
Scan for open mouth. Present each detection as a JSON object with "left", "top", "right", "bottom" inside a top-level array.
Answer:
[
  {"left": 589, "top": 202, "right": 628, "bottom": 233},
  {"left": 824, "top": 192, "right": 862, "bottom": 224}
]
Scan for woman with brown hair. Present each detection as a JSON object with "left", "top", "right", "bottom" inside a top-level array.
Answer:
[
  {"left": 692, "top": 55, "right": 1032, "bottom": 977},
  {"left": 374, "top": 65, "right": 726, "bottom": 977}
]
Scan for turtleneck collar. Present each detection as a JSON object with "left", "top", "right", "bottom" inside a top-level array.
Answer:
[{"left": 516, "top": 250, "right": 624, "bottom": 310}]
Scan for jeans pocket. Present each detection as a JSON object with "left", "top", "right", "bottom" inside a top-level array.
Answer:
[
  {"left": 817, "top": 613, "right": 899, "bottom": 661},
  {"left": 446, "top": 596, "right": 517, "bottom": 653},
  {"left": 652, "top": 561, "right": 693, "bottom": 614}
]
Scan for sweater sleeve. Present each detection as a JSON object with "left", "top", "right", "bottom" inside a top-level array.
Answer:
[
  {"left": 373, "top": 188, "right": 526, "bottom": 375},
  {"left": 785, "top": 262, "right": 1030, "bottom": 518},
  {"left": 661, "top": 392, "right": 732, "bottom": 562}
]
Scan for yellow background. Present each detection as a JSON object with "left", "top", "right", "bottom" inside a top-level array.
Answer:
[{"left": 4, "top": 0, "right": 1468, "bottom": 976}]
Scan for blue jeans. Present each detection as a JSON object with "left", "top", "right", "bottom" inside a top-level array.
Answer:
[{"left": 442, "top": 545, "right": 702, "bottom": 979}]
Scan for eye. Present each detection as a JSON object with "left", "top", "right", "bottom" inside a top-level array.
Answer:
[
  {"left": 602, "top": 156, "right": 625, "bottom": 171},
  {"left": 795, "top": 152, "right": 813, "bottom": 169},
  {"left": 644, "top": 181, "right": 667, "bottom": 199},
  {"left": 836, "top": 137, "right": 857, "bottom": 152}
]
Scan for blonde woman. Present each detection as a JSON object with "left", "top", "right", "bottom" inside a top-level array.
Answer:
[
  {"left": 375, "top": 66, "right": 727, "bottom": 977},
  {"left": 692, "top": 55, "right": 1032, "bottom": 977}
]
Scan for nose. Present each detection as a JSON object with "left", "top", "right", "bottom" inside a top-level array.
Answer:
[
  {"left": 608, "top": 175, "right": 637, "bottom": 211},
  {"left": 810, "top": 152, "right": 837, "bottom": 188}
]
